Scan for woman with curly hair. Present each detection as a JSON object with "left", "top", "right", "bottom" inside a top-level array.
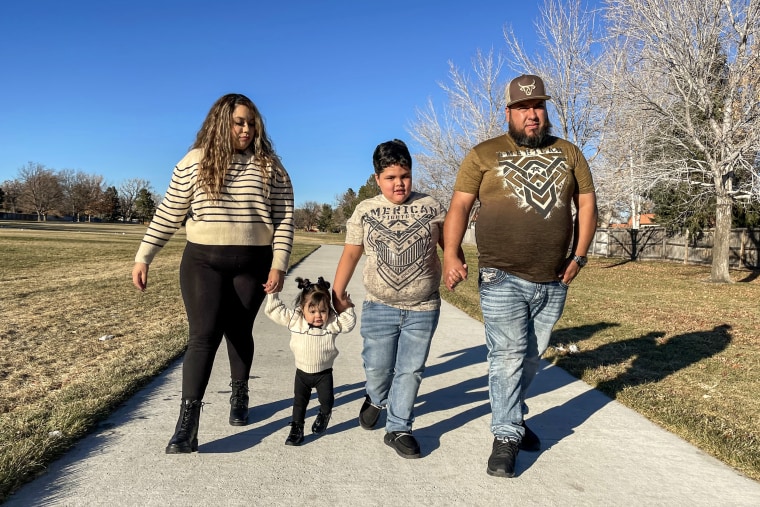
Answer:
[{"left": 131, "top": 93, "right": 294, "bottom": 454}]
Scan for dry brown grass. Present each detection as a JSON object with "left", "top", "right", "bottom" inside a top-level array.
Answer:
[
  {"left": 0, "top": 223, "right": 319, "bottom": 501},
  {"left": 550, "top": 258, "right": 760, "bottom": 481},
  {"left": 438, "top": 245, "right": 760, "bottom": 482},
  {"left": 291, "top": 231, "right": 346, "bottom": 245}
]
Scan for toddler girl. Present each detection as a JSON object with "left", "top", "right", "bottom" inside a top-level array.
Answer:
[{"left": 265, "top": 276, "right": 356, "bottom": 445}]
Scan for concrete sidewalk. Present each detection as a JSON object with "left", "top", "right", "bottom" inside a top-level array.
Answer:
[{"left": 6, "top": 245, "right": 760, "bottom": 506}]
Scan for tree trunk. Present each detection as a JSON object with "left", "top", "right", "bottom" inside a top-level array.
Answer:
[{"left": 710, "top": 195, "right": 733, "bottom": 283}]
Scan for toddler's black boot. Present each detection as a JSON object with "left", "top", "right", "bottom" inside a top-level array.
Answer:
[
  {"left": 229, "top": 379, "right": 249, "bottom": 426},
  {"left": 165, "top": 399, "right": 203, "bottom": 454},
  {"left": 312, "top": 411, "right": 332, "bottom": 434},
  {"left": 285, "top": 421, "right": 304, "bottom": 446}
]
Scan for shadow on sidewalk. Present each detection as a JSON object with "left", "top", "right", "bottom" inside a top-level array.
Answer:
[{"left": 200, "top": 380, "right": 368, "bottom": 452}]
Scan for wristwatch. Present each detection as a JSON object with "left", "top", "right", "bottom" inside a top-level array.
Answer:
[{"left": 571, "top": 254, "right": 588, "bottom": 268}]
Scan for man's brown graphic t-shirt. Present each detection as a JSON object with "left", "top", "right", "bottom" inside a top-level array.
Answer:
[{"left": 454, "top": 134, "right": 595, "bottom": 282}]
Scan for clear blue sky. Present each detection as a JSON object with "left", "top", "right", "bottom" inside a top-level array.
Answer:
[{"left": 0, "top": 0, "right": 545, "bottom": 206}]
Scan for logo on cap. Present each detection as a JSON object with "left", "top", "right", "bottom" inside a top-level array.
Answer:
[{"left": 518, "top": 79, "right": 536, "bottom": 96}]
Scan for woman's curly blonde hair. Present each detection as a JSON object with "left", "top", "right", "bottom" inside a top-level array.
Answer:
[{"left": 192, "top": 93, "right": 280, "bottom": 199}]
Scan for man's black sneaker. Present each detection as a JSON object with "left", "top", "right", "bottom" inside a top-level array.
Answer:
[
  {"left": 487, "top": 437, "right": 519, "bottom": 478},
  {"left": 312, "top": 411, "right": 331, "bottom": 434},
  {"left": 384, "top": 431, "right": 421, "bottom": 459},
  {"left": 285, "top": 422, "right": 304, "bottom": 446},
  {"left": 359, "top": 395, "right": 382, "bottom": 430},
  {"left": 519, "top": 422, "right": 540, "bottom": 452}
]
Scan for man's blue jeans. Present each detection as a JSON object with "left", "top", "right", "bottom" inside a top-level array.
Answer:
[
  {"left": 360, "top": 301, "right": 439, "bottom": 433},
  {"left": 479, "top": 267, "right": 568, "bottom": 441}
]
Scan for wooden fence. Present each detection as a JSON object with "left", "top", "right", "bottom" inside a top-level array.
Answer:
[{"left": 463, "top": 226, "right": 759, "bottom": 270}]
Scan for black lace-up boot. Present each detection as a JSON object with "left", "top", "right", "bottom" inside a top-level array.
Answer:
[
  {"left": 312, "top": 411, "right": 332, "bottom": 434},
  {"left": 229, "top": 380, "right": 249, "bottom": 426},
  {"left": 285, "top": 421, "right": 305, "bottom": 446},
  {"left": 165, "top": 399, "right": 203, "bottom": 454}
]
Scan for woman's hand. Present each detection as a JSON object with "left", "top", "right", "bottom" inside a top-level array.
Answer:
[
  {"left": 132, "top": 262, "right": 149, "bottom": 291},
  {"left": 263, "top": 269, "right": 285, "bottom": 294}
]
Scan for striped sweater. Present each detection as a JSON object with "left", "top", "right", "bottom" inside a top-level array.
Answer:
[
  {"left": 264, "top": 293, "right": 356, "bottom": 373},
  {"left": 134, "top": 148, "right": 295, "bottom": 272}
]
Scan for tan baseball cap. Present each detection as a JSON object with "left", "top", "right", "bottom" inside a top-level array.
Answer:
[{"left": 506, "top": 74, "right": 551, "bottom": 107}]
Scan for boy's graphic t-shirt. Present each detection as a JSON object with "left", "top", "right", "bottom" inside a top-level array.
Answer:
[
  {"left": 455, "top": 134, "right": 595, "bottom": 282},
  {"left": 346, "top": 192, "right": 445, "bottom": 311}
]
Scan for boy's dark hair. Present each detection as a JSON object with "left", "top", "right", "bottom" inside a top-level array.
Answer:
[
  {"left": 372, "top": 139, "right": 412, "bottom": 175},
  {"left": 294, "top": 276, "right": 332, "bottom": 313}
]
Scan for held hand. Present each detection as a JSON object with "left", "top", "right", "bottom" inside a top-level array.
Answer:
[
  {"left": 332, "top": 290, "right": 353, "bottom": 313},
  {"left": 444, "top": 260, "right": 468, "bottom": 291},
  {"left": 263, "top": 269, "right": 285, "bottom": 294},
  {"left": 132, "top": 263, "right": 149, "bottom": 292}
]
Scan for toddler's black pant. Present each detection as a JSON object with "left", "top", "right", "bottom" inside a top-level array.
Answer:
[{"left": 292, "top": 367, "right": 334, "bottom": 424}]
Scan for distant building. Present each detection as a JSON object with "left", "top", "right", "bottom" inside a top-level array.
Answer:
[{"left": 609, "top": 214, "right": 656, "bottom": 228}]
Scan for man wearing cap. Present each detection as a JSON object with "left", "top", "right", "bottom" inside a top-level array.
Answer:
[{"left": 443, "top": 74, "right": 598, "bottom": 478}]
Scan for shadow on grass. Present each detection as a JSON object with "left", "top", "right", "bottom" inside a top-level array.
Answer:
[
  {"left": 737, "top": 270, "right": 759, "bottom": 282},
  {"left": 550, "top": 323, "right": 733, "bottom": 399},
  {"left": 551, "top": 322, "right": 621, "bottom": 346},
  {"left": 601, "top": 259, "right": 634, "bottom": 268},
  {"left": 512, "top": 322, "right": 734, "bottom": 475}
]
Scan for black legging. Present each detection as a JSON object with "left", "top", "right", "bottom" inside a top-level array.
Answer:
[
  {"left": 179, "top": 242, "right": 272, "bottom": 400},
  {"left": 292, "top": 368, "right": 334, "bottom": 424}
]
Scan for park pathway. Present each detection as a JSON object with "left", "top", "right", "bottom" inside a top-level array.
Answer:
[{"left": 6, "top": 245, "right": 760, "bottom": 506}]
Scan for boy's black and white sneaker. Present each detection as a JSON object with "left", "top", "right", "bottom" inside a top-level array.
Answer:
[
  {"left": 384, "top": 431, "right": 421, "bottom": 459},
  {"left": 312, "top": 411, "right": 331, "bottom": 434},
  {"left": 359, "top": 395, "right": 382, "bottom": 430},
  {"left": 487, "top": 437, "right": 519, "bottom": 478},
  {"left": 519, "top": 422, "right": 540, "bottom": 451}
]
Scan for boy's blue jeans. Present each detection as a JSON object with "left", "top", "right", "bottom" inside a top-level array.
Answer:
[
  {"left": 360, "top": 300, "right": 439, "bottom": 433},
  {"left": 479, "top": 267, "right": 568, "bottom": 442}
]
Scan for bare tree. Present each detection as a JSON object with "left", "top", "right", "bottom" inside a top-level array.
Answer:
[
  {"left": 605, "top": 0, "right": 760, "bottom": 282},
  {"left": 296, "top": 201, "right": 322, "bottom": 231},
  {"left": 81, "top": 175, "right": 107, "bottom": 222},
  {"left": 410, "top": 0, "right": 609, "bottom": 211},
  {"left": 60, "top": 170, "right": 105, "bottom": 222},
  {"left": 504, "top": 0, "right": 610, "bottom": 161},
  {"left": 118, "top": 178, "right": 151, "bottom": 222},
  {"left": 591, "top": 40, "right": 668, "bottom": 227},
  {"left": 1, "top": 179, "right": 22, "bottom": 213},
  {"left": 409, "top": 49, "right": 508, "bottom": 206},
  {"left": 17, "top": 162, "right": 63, "bottom": 221}
]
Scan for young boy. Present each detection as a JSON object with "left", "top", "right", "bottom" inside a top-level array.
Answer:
[{"left": 332, "top": 139, "right": 457, "bottom": 459}]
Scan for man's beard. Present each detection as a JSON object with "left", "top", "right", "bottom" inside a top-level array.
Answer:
[{"left": 509, "top": 120, "right": 553, "bottom": 149}]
